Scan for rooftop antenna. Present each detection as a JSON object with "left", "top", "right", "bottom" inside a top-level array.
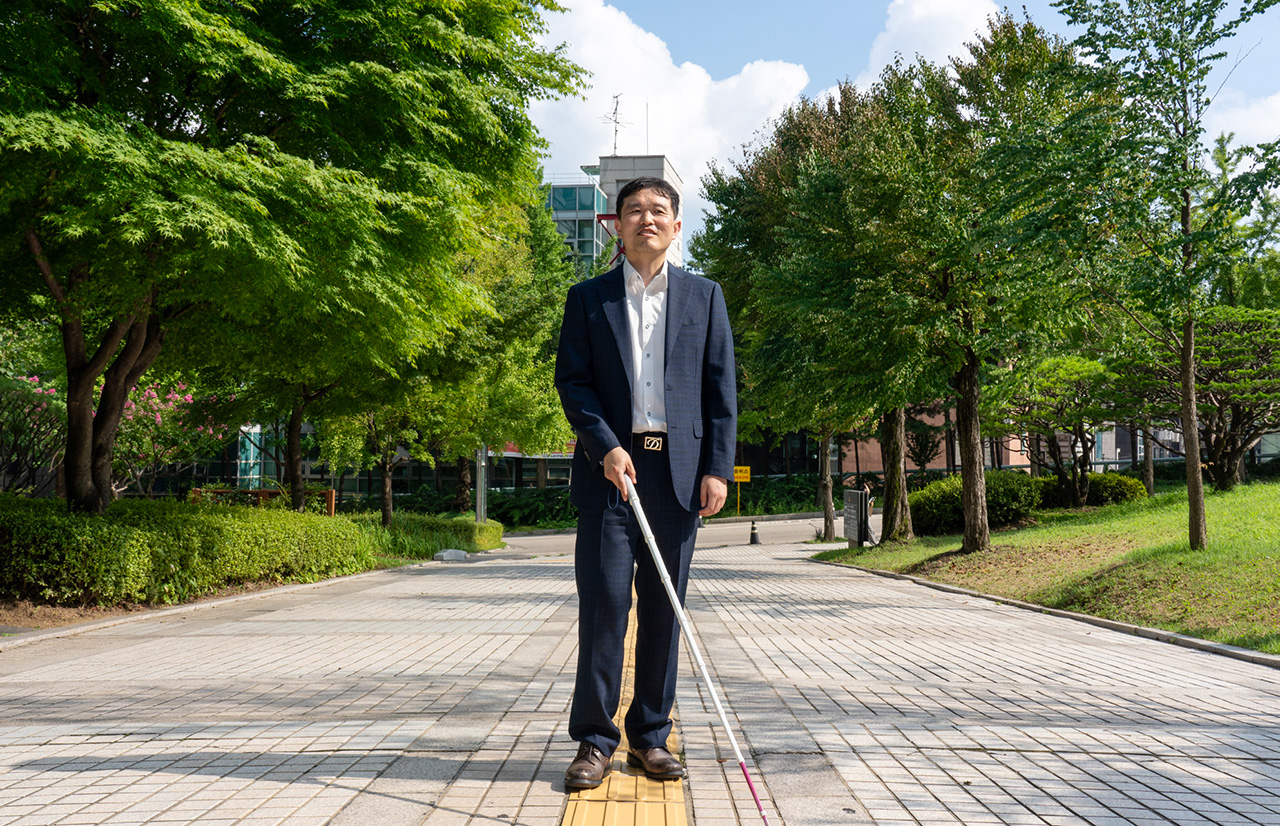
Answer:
[{"left": 601, "top": 93, "right": 630, "bottom": 155}]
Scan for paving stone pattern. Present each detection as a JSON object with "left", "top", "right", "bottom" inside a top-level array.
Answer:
[{"left": 1, "top": 542, "right": 1278, "bottom": 825}]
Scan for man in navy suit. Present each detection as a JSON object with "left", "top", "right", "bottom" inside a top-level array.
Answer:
[{"left": 555, "top": 177, "right": 737, "bottom": 789}]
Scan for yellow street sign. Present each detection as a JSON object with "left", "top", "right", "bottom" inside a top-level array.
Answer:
[{"left": 733, "top": 466, "right": 751, "bottom": 483}]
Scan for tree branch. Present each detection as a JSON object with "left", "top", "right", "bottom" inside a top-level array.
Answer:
[{"left": 24, "top": 228, "right": 65, "bottom": 305}]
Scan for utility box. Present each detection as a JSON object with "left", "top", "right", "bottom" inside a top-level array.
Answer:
[{"left": 843, "top": 489, "right": 875, "bottom": 548}]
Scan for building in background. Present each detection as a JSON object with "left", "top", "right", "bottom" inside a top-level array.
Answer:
[{"left": 546, "top": 154, "right": 685, "bottom": 272}]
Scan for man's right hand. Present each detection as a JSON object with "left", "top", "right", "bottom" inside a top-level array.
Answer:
[{"left": 603, "top": 446, "right": 637, "bottom": 499}]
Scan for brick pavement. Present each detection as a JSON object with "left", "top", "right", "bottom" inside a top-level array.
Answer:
[{"left": 0, "top": 540, "right": 1278, "bottom": 825}]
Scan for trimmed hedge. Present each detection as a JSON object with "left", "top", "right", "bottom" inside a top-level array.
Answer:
[
  {"left": 1086, "top": 472, "right": 1149, "bottom": 506},
  {"left": 1033, "top": 472, "right": 1149, "bottom": 508},
  {"left": 0, "top": 496, "right": 376, "bottom": 606},
  {"left": 344, "top": 512, "right": 504, "bottom": 557},
  {"left": 909, "top": 470, "right": 1039, "bottom": 536}
]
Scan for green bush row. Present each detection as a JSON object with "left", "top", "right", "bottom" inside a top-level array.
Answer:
[
  {"left": 909, "top": 469, "right": 1040, "bottom": 536},
  {"left": 1033, "top": 472, "right": 1149, "bottom": 509},
  {"left": 344, "top": 512, "right": 504, "bottom": 558},
  {"left": 0, "top": 496, "right": 377, "bottom": 606},
  {"left": 911, "top": 470, "right": 1151, "bottom": 536}
]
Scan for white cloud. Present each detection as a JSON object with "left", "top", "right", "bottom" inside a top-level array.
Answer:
[
  {"left": 1206, "top": 88, "right": 1280, "bottom": 148},
  {"left": 529, "top": 0, "right": 808, "bottom": 245},
  {"left": 852, "top": 0, "right": 999, "bottom": 90}
]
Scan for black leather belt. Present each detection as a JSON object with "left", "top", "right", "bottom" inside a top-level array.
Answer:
[{"left": 632, "top": 432, "right": 665, "bottom": 452}]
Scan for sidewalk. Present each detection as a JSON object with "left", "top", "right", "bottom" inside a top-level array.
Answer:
[{"left": 2, "top": 536, "right": 1279, "bottom": 825}]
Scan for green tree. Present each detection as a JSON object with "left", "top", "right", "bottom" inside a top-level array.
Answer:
[
  {"left": 1116, "top": 305, "right": 1280, "bottom": 490},
  {"left": 1001, "top": 356, "right": 1118, "bottom": 506},
  {"left": 694, "top": 90, "right": 888, "bottom": 542},
  {"left": 0, "top": 0, "right": 583, "bottom": 513},
  {"left": 995, "top": 0, "right": 1279, "bottom": 547},
  {"left": 792, "top": 17, "right": 1077, "bottom": 551},
  {"left": 314, "top": 194, "right": 576, "bottom": 524}
]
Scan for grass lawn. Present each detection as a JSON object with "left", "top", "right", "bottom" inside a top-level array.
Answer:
[{"left": 814, "top": 482, "right": 1280, "bottom": 655}]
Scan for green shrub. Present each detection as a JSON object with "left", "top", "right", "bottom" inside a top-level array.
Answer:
[
  {"left": 1086, "top": 472, "right": 1149, "bottom": 506},
  {"left": 1153, "top": 457, "right": 1188, "bottom": 481},
  {"left": 1032, "top": 474, "right": 1067, "bottom": 509},
  {"left": 985, "top": 469, "right": 1039, "bottom": 526},
  {"left": 344, "top": 512, "right": 504, "bottom": 558},
  {"left": 908, "top": 475, "right": 964, "bottom": 535},
  {"left": 486, "top": 487, "right": 575, "bottom": 529},
  {"left": 908, "top": 470, "right": 1038, "bottom": 536},
  {"left": 0, "top": 496, "right": 375, "bottom": 606}
]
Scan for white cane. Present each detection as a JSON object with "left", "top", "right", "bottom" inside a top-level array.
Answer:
[{"left": 623, "top": 476, "right": 770, "bottom": 825}]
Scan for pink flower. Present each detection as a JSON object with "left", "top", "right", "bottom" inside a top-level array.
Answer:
[
  {"left": 155, "top": 413, "right": 162, "bottom": 424},
  {"left": 177, "top": 383, "right": 186, "bottom": 391},
  {"left": 183, "top": 394, "right": 193, "bottom": 403}
]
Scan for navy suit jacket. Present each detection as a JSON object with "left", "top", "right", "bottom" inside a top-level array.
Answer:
[{"left": 555, "top": 264, "right": 737, "bottom": 513}]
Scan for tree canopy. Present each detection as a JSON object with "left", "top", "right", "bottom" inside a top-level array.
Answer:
[{"left": 0, "top": 0, "right": 583, "bottom": 512}]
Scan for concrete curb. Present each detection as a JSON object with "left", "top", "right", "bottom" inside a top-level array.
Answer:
[{"left": 808, "top": 556, "right": 1280, "bottom": 671}]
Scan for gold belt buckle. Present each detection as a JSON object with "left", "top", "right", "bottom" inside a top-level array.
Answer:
[{"left": 643, "top": 435, "right": 663, "bottom": 451}]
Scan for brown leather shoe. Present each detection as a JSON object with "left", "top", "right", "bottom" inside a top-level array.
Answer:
[
  {"left": 565, "top": 742, "right": 611, "bottom": 789},
  {"left": 626, "top": 746, "right": 686, "bottom": 780}
]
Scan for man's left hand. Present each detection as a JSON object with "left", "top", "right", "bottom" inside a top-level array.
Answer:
[{"left": 699, "top": 475, "right": 729, "bottom": 517}]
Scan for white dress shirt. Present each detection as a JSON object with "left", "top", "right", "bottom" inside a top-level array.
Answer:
[{"left": 624, "top": 258, "right": 668, "bottom": 434}]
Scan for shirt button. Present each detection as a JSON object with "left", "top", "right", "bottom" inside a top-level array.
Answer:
[
  {"left": 646, "top": 381, "right": 651, "bottom": 386},
  {"left": 646, "top": 353, "right": 651, "bottom": 358}
]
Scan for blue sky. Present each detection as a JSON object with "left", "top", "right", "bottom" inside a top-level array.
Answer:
[{"left": 530, "top": 1, "right": 1280, "bottom": 244}]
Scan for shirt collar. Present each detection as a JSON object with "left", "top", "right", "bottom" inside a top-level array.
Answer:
[{"left": 623, "top": 257, "right": 668, "bottom": 292}]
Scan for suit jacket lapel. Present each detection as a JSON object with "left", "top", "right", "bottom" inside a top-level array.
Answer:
[
  {"left": 664, "top": 266, "right": 691, "bottom": 366},
  {"left": 599, "top": 265, "right": 635, "bottom": 392}
]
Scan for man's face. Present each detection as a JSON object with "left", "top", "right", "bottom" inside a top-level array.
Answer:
[{"left": 615, "top": 188, "right": 681, "bottom": 260}]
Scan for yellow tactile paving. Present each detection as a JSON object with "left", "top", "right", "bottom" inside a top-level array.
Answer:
[{"left": 561, "top": 592, "right": 689, "bottom": 826}]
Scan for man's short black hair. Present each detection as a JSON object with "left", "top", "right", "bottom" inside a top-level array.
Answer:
[{"left": 616, "top": 176, "right": 680, "bottom": 219}]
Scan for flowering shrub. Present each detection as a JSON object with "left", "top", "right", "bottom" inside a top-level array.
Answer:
[
  {"left": 0, "top": 373, "right": 65, "bottom": 494},
  {"left": 114, "top": 382, "right": 233, "bottom": 496}
]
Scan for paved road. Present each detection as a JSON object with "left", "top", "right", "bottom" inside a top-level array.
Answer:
[{"left": 2, "top": 535, "right": 1279, "bottom": 826}]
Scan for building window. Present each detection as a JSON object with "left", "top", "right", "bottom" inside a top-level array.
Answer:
[
  {"left": 552, "top": 187, "right": 577, "bottom": 211},
  {"left": 578, "top": 186, "right": 595, "bottom": 210}
]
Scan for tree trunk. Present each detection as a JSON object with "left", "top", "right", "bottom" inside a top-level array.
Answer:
[
  {"left": 878, "top": 407, "right": 913, "bottom": 542},
  {"left": 283, "top": 383, "right": 335, "bottom": 513},
  {"left": 817, "top": 430, "right": 835, "bottom": 541},
  {"left": 1075, "top": 425, "right": 1093, "bottom": 506},
  {"left": 453, "top": 455, "right": 472, "bottom": 512},
  {"left": 1179, "top": 318, "right": 1208, "bottom": 549},
  {"left": 379, "top": 455, "right": 394, "bottom": 528},
  {"left": 58, "top": 288, "right": 165, "bottom": 513},
  {"left": 954, "top": 352, "right": 989, "bottom": 553},
  {"left": 1142, "top": 425, "right": 1155, "bottom": 496},
  {"left": 1029, "top": 433, "right": 1042, "bottom": 478},
  {"left": 943, "top": 403, "right": 956, "bottom": 475},
  {"left": 536, "top": 458, "right": 548, "bottom": 489},
  {"left": 1128, "top": 422, "right": 1140, "bottom": 471},
  {"left": 286, "top": 399, "right": 306, "bottom": 512}
]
